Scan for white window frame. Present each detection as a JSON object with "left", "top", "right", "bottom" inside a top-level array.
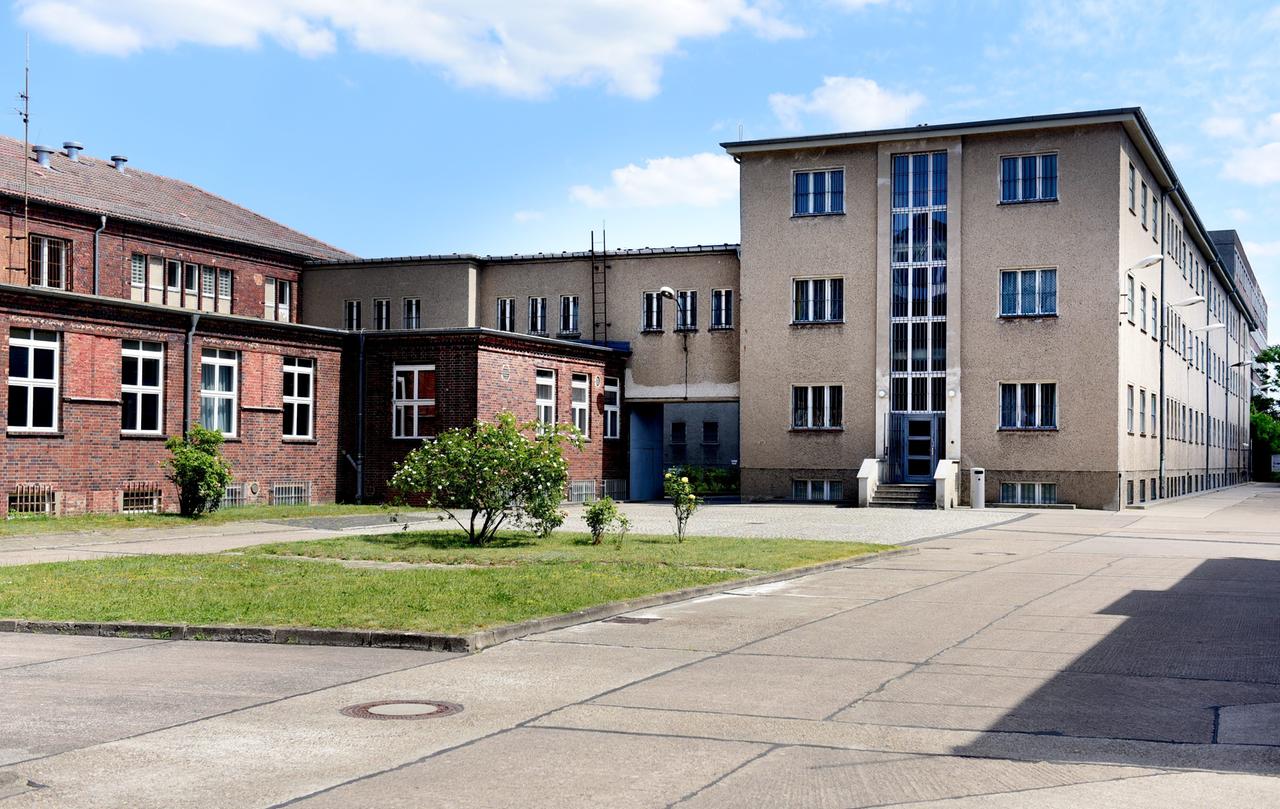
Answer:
[
  {"left": 1138, "top": 387, "right": 1147, "bottom": 436},
  {"left": 392, "top": 364, "right": 436, "bottom": 440},
  {"left": 184, "top": 263, "right": 199, "bottom": 300},
  {"left": 497, "top": 297, "right": 516, "bottom": 332},
  {"left": 571, "top": 373, "right": 590, "bottom": 436},
  {"left": 603, "top": 376, "right": 620, "bottom": 439},
  {"left": 1000, "top": 268, "right": 1057, "bottom": 317},
  {"left": 535, "top": 368, "right": 556, "bottom": 427},
  {"left": 282, "top": 357, "right": 314, "bottom": 440},
  {"left": 792, "top": 167, "right": 845, "bottom": 216},
  {"left": 1000, "top": 481, "right": 1057, "bottom": 504},
  {"left": 403, "top": 297, "right": 421, "bottom": 330},
  {"left": 675, "top": 289, "right": 698, "bottom": 331},
  {"left": 642, "top": 292, "right": 663, "bottom": 332},
  {"left": 130, "top": 253, "right": 146, "bottom": 288},
  {"left": 29, "top": 235, "right": 68, "bottom": 289},
  {"left": 7, "top": 328, "right": 59, "bottom": 432},
  {"left": 199, "top": 348, "right": 238, "bottom": 437},
  {"left": 217, "top": 268, "right": 233, "bottom": 302},
  {"left": 793, "top": 479, "right": 843, "bottom": 501},
  {"left": 791, "top": 384, "right": 843, "bottom": 430},
  {"left": 711, "top": 288, "right": 734, "bottom": 329},
  {"left": 560, "top": 295, "right": 580, "bottom": 335},
  {"left": 276, "top": 278, "right": 292, "bottom": 321},
  {"left": 999, "top": 381, "right": 1058, "bottom": 430},
  {"left": 528, "top": 297, "right": 548, "bottom": 335},
  {"left": 999, "top": 152, "right": 1059, "bottom": 203},
  {"left": 792, "top": 277, "right": 844, "bottom": 324},
  {"left": 344, "top": 299, "right": 361, "bottom": 331},
  {"left": 373, "top": 298, "right": 391, "bottom": 331},
  {"left": 1127, "top": 385, "right": 1135, "bottom": 433},
  {"left": 166, "top": 259, "right": 182, "bottom": 292},
  {"left": 121, "top": 339, "right": 164, "bottom": 434}
]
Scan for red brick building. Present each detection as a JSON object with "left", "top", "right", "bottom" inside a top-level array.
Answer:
[{"left": 0, "top": 137, "right": 630, "bottom": 514}]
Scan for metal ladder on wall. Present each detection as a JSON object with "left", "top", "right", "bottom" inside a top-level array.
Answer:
[{"left": 591, "top": 230, "right": 609, "bottom": 343}]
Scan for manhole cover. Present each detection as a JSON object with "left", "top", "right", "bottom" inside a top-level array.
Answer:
[
  {"left": 340, "top": 700, "right": 463, "bottom": 720},
  {"left": 604, "top": 616, "right": 661, "bottom": 625}
]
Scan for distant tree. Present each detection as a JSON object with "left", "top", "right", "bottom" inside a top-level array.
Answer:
[{"left": 390, "top": 412, "right": 582, "bottom": 546}]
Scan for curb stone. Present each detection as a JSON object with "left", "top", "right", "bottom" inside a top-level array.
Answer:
[{"left": 0, "top": 546, "right": 914, "bottom": 653}]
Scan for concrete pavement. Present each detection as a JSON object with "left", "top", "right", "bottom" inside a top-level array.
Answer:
[{"left": 2, "top": 485, "right": 1279, "bottom": 806}]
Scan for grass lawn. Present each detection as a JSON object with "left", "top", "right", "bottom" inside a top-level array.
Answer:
[
  {"left": 0, "top": 503, "right": 398, "bottom": 537},
  {"left": 0, "top": 531, "right": 890, "bottom": 635}
]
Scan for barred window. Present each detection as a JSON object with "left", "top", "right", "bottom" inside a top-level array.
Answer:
[
  {"left": 793, "top": 278, "right": 844, "bottom": 323},
  {"left": 792, "top": 384, "right": 843, "bottom": 429},
  {"left": 711, "top": 289, "right": 734, "bottom": 329},
  {"left": 1000, "top": 269, "right": 1056, "bottom": 316},
  {"left": 28, "top": 235, "right": 67, "bottom": 289},
  {"left": 793, "top": 169, "right": 845, "bottom": 215},
  {"left": 999, "top": 382, "right": 1057, "bottom": 429},
  {"left": 1000, "top": 153, "right": 1058, "bottom": 203}
]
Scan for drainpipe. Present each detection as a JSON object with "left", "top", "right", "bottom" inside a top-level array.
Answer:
[
  {"left": 91, "top": 214, "right": 107, "bottom": 295},
  {"left": 1157, "top": 187, "right": 1170, "bottom": 498},
  {"left": 182, "top": 313, "right": 200, "bottom": 435},
  {"left": 355, "top": 331, "right": 366, "bottom": 503}
]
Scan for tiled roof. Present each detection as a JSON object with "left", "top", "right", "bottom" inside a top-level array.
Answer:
[
  {"left": 0, "top": 136, "right": 354, "bottom": 261},
  {"left": 309, "top": 243, "right": 740, "bottom": 267}
]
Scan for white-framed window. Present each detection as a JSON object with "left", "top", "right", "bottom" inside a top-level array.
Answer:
[
  {"left": 392, "top": 364, "right": 436, "bottom": 439},
  {"left": 1127, "top": 385, "right": 1135, "bottom": 433},
  {"left": 28, "top": 235, "right": 68, "bottom": 289},
  {"left": 793, "top": 168, "right": 845, "bottom": 215},
  {"left": 121, "top": 340, "right": 163, "bottom": 434},
  {"left": 166, "top": 259, "right": 182, "bottom": 291},
  {"left": 642, "top": 292, "right": 663, "bottom": 332},
  {"left": 1127, "top": 163, "right": 1135, "bottom": 211},
  {"left": 793, "top": 479, "right": 843, "bottom": 501},
  {"left": 528, "top": 297, "right": 547, "bottom": 335},
  {"left": 7, "top": 328, "right": 59, "bottom": 432},
  {"left": 791, "top": 384, "right": 843, "bottom": 429},
  {"left": 202, "top": 267, "right": 216, "bottom": 304},
  {"left": 199, "top": 348, "right": 238, "bottom": 436},
  {"left": 1139, "top": 284, "right": 1148, "bottom": 332},
  {"left": 344, "top": 299, "right": 361, "bottom": 330},
  {"left": 793, "top": 277, "right": 844, "bottom": 323},
  {"left": 276, "top": 279, "right": 292, "bottom": 321},
  {"left": 1127, "top": 275, "right": 1135, "bottom": 323},
  {"left": 571, "top": 373, "right": 589, "bottom": 435},
  {"left": 535, "top": 368, "right": 556, "bottom": 426},
  {"left": 1138, "top": 387, "right": 1147, "bottom": 436},
  {"left": 1000, "top": 153, "right": 1058, "bottom": 203},
  {"left": 1000, "top": 482, "right": 1057, "bottom": 504},
  {"left": 497, "top": 297, "right": 516, "bottom": 332},
  {"left": 999, "top": 382, "right": 1057, "bottom": 430},
  {"left": 403, "top": 298, "right": 421, "bottom": 330},
  {"left": 603, "top": 376, "right": 620, "bottom": 439},
  {"left": 675, "top": 290, "right": 697, "bottom": 331},
  {"left": 999, "top": 268, "right": 1057, "bottom": 316},
  {"left": 217, "top": 268, "right": 233, "bottom": 302},
  {"left": 130, "top": 253, "right": 146, "bottom": 288},
  {"left": 711, "top": 288, "right": 734, "bottom": 329},
  {"left": 560, "top": 295, "right": 580, "bottom": 335},
  {"left": 282, "top": 357, "right": 314, "bottom": 439},
  {"left": 1140, "top": 182, "right": 1148, "bottom": 227},
  {"left": 373, "top": 298, "right": 391, "bottom": 331},
  {"left": 184, "top": 263, "right": 199, "bottom": 299}
]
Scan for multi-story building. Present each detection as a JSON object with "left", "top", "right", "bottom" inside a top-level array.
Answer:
[{"left": 0, "top": 107, "right": 1267, "bottom": 514}]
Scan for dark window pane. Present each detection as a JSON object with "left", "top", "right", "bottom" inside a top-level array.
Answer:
[
  {"left": 283, "top": 402, "right": 295, "bottom": 435},
  {"left": 892, "top": 155, "right": 909, "bottom": 208},
  {"left": 32, "top": 386, "right": 54, "bottom": 428},
  {"left": 829, "top": 169, "right": 844, "bottom": 212},
  {"left": 912, "top": 154, "right": 929, "bottom": 207},
  {"left": 792, "top": 387, "right": 807, "bottom": 427},
  {"left": 1001, "top": 157, "right": 1017, "bottom": 202},
  {"left": 1040, "top": 384, "right": 1057, "bottom": 427},
  {"left": 141, "top": 357, "right": 160, "bottom": 388},
  {"left": 828, "top": 386, "right": 842, "bottom": 427},
  {"left": 1040, "top": 154, "right": 1057, "bottom": 199},
  {"left": 9, "top": 384, "right": 28, "bottom": 427},
  {"left": 931, "top": 265, "right": 947, "bottom": 317},
  {"left": 141, "top": 393, "right": 160, "bottom": 431},
  {"left": 1040, "top": 270, "right": 1057, "bottom": 313},
  {"left": 122, "top": 391, "right": 138, "bottom": 430},
  {"left": 1001, "top": 271, "right": 1018, "bottom": 315},
  {"left": 931, "top": 212, "right": 947, "bottom": 261},
  {"left": 1021, "top": 155, "right": 1038, "bottom": 200},
  {"left": 9, "top": 346, "right": 27, "bottom": 379},
  {"left": 33, "top": 347, "right": 54, "bottom": 380},
  {"left": 296, "top": 404, "right": 310, "bottom": 435},
  {"left": 931, "top": 152, "right": 947, "bottom": 206},
  {"left": 812, "top": 171, "right": 826, "bottom": 214},
  {"left": 793, "top": 172, "right": 809, "bottom": 215},
  {"left": 1000, "top": 384, "right": 1016, "bottom": 427}
]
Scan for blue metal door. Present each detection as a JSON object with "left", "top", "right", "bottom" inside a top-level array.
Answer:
[{"left": 903, "top": 415, "right": 937, "bottom": 483}]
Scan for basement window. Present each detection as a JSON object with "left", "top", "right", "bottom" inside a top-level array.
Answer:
[
  {"left": 8, "top": 484, "right": 55, "bottom": 516},
  {"left": 271, "top": 481, "right": 311, "bottom": 506},
  {"left": 121, "top": 485, "right": 162, "bottom": 514}
]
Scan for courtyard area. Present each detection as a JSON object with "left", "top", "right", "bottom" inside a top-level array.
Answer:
[{"left": 2, "top": 488, "right": 1280, "bottom": 805}]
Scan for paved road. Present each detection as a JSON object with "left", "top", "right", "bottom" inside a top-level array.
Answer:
[{"left": 3, "top": 486, "right": 1280, "bottom": 806}]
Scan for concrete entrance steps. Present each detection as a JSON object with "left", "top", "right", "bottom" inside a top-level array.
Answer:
[{"left": 869, "top": 483, "right": 935, "bottom": 509}]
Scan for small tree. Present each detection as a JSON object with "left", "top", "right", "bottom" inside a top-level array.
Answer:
[
  {"left": 164, "top": 425, "right": 234, "bottom": 517},
  {"left": 664, "top": 470, "right": 700, "bottom": 543},
  {"left": 584, "top": 496, "right": 619, "bottom": 545},
  {"left": 390, "top": 412, "right": 582, "bottom": 546}
]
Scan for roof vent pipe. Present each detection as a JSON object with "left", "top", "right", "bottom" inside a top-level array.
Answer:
[
  {"left": 63, "top": 141, "right": 83, "bottom": 161},
  {"left": 110, "top": 155, "right": 128, "bottom": 173},
  {"left": 32, "top": 144, "right": 54, "bottom": 168}
]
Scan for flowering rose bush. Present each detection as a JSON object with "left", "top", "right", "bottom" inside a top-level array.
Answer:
[
  {"left": 390, "top": 412, "right": 582, "bottom": 546},
  {"left": 664, "top": 470, "right": 700, "bottom": 543}
]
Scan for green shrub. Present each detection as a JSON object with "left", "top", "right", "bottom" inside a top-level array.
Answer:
[
  {"left": 664, "top": 470, "right": 701, "bottom": 543},
  {"left": 584, "top": 496, "right": 619, "bottom": 545},
  {"left": 390, "top": 412, "right": 582, "bottom": 546},
  {"left": 164, "top": 425, "right": 234, "bottom": 517}
]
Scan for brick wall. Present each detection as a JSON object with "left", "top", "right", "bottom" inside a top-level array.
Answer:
[{"left": 0, "top": 288, "right": 342, "bottom": 514}]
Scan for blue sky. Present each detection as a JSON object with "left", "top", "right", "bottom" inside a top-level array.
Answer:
[{"left": 2, "top": 1, "right": 1278, "bottom": 329}]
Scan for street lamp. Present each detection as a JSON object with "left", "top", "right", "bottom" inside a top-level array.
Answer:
[{"left": 1130, "top": 254, "right": 1162, "bottom": 270}]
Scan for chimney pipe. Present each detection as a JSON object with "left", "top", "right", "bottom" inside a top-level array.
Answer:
[
  {"left": 63, "top": 141, "right": 83, "bottom": 161},
  {"left": 110, "top": 155, "right": 128, "bottom": 173},
  {"left": 32, "top": 144, "right": 54, "bottom": 168}
]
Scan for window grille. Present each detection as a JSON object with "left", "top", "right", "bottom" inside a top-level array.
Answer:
[
  {"left": 603, "top": 479, "right": 628, "bottom": 501},
  {"left": 122, "top": 483, "right": 163, "bottom": 514},
  {"left": 272, "top": 481, "right": 311, "bottom": 506},
  {"left": 220, "top": 484, "right": 247, "bottom": 509},
  {"left": 8, "top": 484, "right": 55, "bottom": 516},
  {"left": 567, "top": 480, "right": 597, "bottom": 503}
]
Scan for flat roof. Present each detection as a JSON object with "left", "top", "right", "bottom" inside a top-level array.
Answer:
[{"left": 306, "top": 243, "right": 739, "bottom": 269}]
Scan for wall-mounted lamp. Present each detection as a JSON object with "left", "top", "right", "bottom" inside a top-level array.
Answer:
[
  {"left": 877, "top": 390, "right": 887, "bottom": 399},
  {"left": 948, "top": 389, "right": 957, "bottom": 398}
]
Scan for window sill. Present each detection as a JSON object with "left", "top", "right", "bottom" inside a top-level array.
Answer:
[
  {"left": 6, "top": 430, "right": 63, "bottom": 438},
  {"left": 791, "top": 212, "right": 846, "bottom": 219},
  {"left": 121, "top": 432, "right": 167, "bottom": 440},
  {"left": 997, "top": 427, "right": 1059, "bottom": 433},
  {"left": 999, "top": 313, "right": 1058, "bottom": 320},
  {"left": 998, "top": 198, "right": 1058, "bottom": 206},
  {"left": 528, "top": 331, "right": 549, "bottom": 338},
  {"left": 556, "top": 332, "right": 582, "bottom": 339},
  {"left": 242, "top": 405, "right": 283, "bottom": 413},
  {"left": 791, "top": 320, "right": 844, "bottom": 328},
  {"left": 674, "top": 327, "right": 698, "bottom": 334},
  {"left": 709, "top": 325, "right": 734, "bottom": 332},
  {"left": 283, "top": 437, "right": 318, "bottom": 445},
  {"left": 640, "top": 328, "right": 664, "bottom": 335},
  {"left": 790, "top": 427, "right": 844, "bottom": 433}
]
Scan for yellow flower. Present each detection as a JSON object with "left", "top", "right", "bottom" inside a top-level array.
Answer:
[{"left": 680, "top": 477, "right": 689, "bottom": 484}]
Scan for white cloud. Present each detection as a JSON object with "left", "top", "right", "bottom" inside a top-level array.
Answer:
[
  {"left": 1223, "top": 142, "right": 1280, "bottom": 185},
  {"left": 570, "top": 153, "right": 738, "bottom": 208},
  {"left": 1203, "top": 116, "right": 1247, "bottom": 139},
  {"left": 513, "top": 210, "right": 544, "bottom": 223},
  {"left": 769, "top": 76, "right": 924, "bottom": 132},
  {"left": 1246, "top": 240, "right": 1280, "bottom": 259},
  {"left": 1227, "top": 207, "right": 1252, "bottom": 224},
  {"left": 15, "top": 0, "right": 800, "bottom": 98}
]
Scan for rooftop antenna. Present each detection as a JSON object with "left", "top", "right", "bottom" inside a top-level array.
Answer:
[{"left": 738, "top": 122, "right": 743, "bottom": 140}]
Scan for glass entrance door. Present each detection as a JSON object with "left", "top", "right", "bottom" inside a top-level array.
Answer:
[{"left": 904, "top": 416, "right": 936, "bottom": 482}]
